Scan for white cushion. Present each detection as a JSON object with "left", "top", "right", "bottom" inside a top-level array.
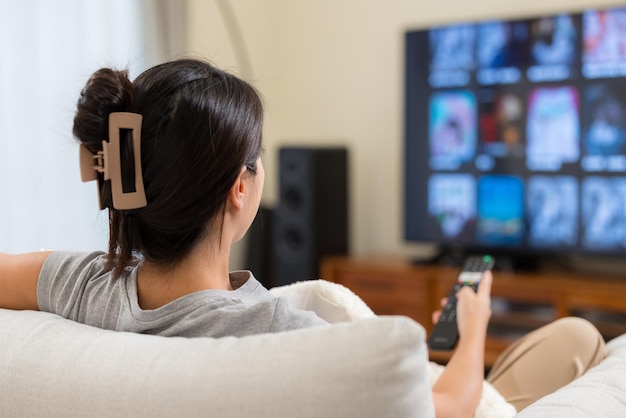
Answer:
[
  {"left": 0, "top": 308, "right": 434, "bottom": 418},
  {"left": 269, "top": 279, "right": 375, "bottom": 322}
]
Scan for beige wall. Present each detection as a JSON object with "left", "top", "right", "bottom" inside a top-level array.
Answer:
[{"left": 186, "top": 0, "right": 626, "bottom": 268}]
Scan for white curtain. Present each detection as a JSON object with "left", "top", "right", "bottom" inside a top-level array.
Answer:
[{"left": 0, "top": 0, "right": 186, "bottom": 253}]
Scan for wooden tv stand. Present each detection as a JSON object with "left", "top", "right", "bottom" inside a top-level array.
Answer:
[{"left": 320, "top": 255, "right": 626, "bottom": 367}]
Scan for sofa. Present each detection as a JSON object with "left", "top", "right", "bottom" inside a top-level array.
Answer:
[{"left": 1, "top": 279, "right": 625, "bottom": 417}]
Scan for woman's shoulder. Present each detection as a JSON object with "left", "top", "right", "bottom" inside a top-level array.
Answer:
[{"left": 37, "top": 251, "right": 112, "bottom": 316}]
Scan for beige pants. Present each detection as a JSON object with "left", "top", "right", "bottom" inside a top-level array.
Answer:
[{"left": 486, "top": 317, "right": 607, "bottom": 411}]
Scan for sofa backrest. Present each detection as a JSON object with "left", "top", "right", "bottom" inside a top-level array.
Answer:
[{"left": 0, "top": 309, "right": 434, "bottom": 418}]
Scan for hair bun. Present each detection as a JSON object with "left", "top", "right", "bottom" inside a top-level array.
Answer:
[{"left": 73, "top": 68, "right": 134, "bottom": 148}]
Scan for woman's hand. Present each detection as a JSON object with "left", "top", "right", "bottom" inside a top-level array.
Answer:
[
  {"left": 455, "top": 270, "right": 492, "bottom": 341},
  {"left": 431, "top": 270, "right": 492, "bottom": 337}
]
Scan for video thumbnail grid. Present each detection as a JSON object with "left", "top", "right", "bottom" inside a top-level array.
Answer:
[{"left": 411, "top": 7, "right": 626, "bottom": 251}]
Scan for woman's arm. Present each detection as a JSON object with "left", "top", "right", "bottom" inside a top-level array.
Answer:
[
  {"left": 431, "top": 271, "right": 493, "bottom": 418},
  {"left": 0, "top": 251, "right": 52, "bottom": 310}
]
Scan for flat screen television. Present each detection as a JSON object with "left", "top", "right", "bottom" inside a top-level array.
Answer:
[{"left": 404, "top": 6, "right": 626, "bottom": 267}]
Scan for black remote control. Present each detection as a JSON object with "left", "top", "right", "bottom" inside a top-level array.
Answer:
[{"left": 428, "top": 255, "right": 495, "bottom": 351}]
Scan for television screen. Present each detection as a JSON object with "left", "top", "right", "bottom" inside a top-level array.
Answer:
[{"left": 404, "top": 7, "right": 626, "bottom": 259}]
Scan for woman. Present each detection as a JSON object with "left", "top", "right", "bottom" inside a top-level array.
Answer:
[{"left": 0, "top": 58, "right": 605, "bottom": 417}]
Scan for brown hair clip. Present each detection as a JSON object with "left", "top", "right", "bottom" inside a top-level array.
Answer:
[{"left": 79, "top": 112, "right": 147, "bottom": 210}]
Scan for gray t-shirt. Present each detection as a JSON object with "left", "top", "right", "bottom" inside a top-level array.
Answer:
[{"left": 37, "top": 251, "right": 327, "bottom": 338}]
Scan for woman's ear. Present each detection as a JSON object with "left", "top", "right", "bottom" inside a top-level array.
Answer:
[{"left": 227, "top": 167, "right": 247, "bottom": 210}]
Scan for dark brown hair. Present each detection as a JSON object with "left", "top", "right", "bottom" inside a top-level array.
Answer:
[{"left": 73, "top": 59, "right": 264, "bottom": 277}]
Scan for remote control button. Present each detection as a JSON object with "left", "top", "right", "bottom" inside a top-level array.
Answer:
[{"left": 458, "top": 272, "right": 482, "bottom": 282}]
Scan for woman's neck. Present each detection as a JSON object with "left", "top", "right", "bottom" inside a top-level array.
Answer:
[{"left": 135, "top": 240, "right": 232, "bottom": 310}]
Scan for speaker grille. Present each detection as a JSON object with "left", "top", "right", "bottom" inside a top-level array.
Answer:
[{"left": 273, "top": 147, "right": 348, "bottom": 286}]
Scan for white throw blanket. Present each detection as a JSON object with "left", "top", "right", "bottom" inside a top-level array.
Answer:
[{"left": 270, "top": 280, "right": 516, "bottom": 418}]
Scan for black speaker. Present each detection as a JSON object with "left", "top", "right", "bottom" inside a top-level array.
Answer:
[{"left": 273, "top": 147, "right": 349, "bottom": 287}]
